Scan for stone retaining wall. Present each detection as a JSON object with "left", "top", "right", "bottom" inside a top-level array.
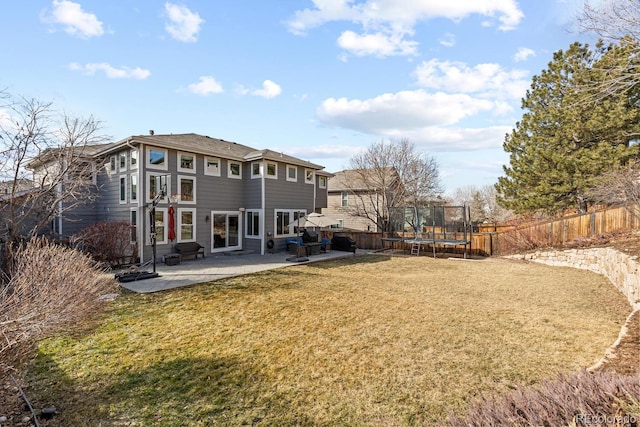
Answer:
[{"left": 507, "top": 247, "right": 640, "bottom": 311}]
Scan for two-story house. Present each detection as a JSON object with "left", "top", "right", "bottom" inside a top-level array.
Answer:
[{"left": 29, "top": 132, "right": 331, "bottom": 262}]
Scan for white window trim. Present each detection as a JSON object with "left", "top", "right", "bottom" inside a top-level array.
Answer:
[
  {"left": 130, "top": 173, "right": 138, "bottom": 203},
  {"left": 146, "top": 172, "right": 170, "bottom": 204},
  {"left": 177, "top": 175, "right": 196, "bottom": 204},
  {"left": 119, "top": 175, "right": 127, "bottom": 204},
  {"left": 130, "top": 208, "right": 138, "bottom": 244},
  {"left": 147, "top": 207, "right": 168, "bottom": 245},
  {"left": 245, "top": 209, "right": 262, "bottom": 239},
  {"left": 177, "top": 151, "right": 196, "bottom": 174},
  {"left": 251, "top": 162, "right": 262, "bottom": 179},
  {"left": 119, "top": 152, "right": 127, "bottom": 172},
  {"left": 109, "top": 155, "right": 117, "bottom": 175},
  {"left": 177, "top": 208, "right": 196, "bottom": 242},
  {"left": 305, "top": 168, "right": 314, "bottom": 184},
  {"left": 204, "top": 156, "right": 221, "bottom": 176},
  {"left": 228, "top": 161, "right": 242, "bottom": 179},
  {"left": 130, "top": 149, "right": 138, "bottom": 169},
  {"left": 274, "top": 209, "right": 307, "bottom": 237},
  {"left": 265, "top": 161, "right": 278, "bottom": 180},
  {"left": 146, "top": 147, "right": 168, "bottom": 171},
  {"left": 319, "top": 175, "right": 327, "bottom": 189},
  {"left": 286, "top": 165, "right": 297, "bottom": 182}
]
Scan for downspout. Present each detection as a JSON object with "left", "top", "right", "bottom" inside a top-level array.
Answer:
[
  {"left": 261, "top": 163, "right": 266, "bottom": 255},
  {"left": 137, "top": 142, "right": 144, "bottom": 263}
]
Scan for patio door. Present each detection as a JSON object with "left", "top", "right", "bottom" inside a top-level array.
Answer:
[{"left": 211, "top": 211, "right": 242, "bottom": 252}]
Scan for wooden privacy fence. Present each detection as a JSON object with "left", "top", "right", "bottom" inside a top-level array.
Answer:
[
  {"left": 322, "top": 204, "right": 640, "bottom": 257},
  {"left": 475, "top": 204, "right": 640, "bottom": 256}
]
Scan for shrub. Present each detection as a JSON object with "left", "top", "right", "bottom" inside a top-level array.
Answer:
[
  {"left": 71, "top": 221, "right": 138, "bottom": 267},
  {"left": 447, "top": 370, "right": 640, "bottom": 426},
  {"left": 0, "top": 237, "right": 117, "bottom": 378}
]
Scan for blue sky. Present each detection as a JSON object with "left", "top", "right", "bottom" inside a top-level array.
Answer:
[{"left": 0, "top": 1, "right": 599, "bottom": 195}]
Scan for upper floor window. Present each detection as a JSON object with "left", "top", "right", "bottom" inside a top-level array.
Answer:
[
  {"left": 130, "top": 173, "right": 138, "bottom": 202},
  {"left": 228, "top": 161, "right": 242, "bottom": 179},
  {"left": 287, "top": 165, "right": 297, "bottom": 182},
  {"left": 178, "top": 152, "right": 196, "bottom": 173},
  {"left": 147, "top": 147, "right": 168, "bottom": 170},
  {"left": 305, "top": 169, "right": 314, "bottom": 184},
  {"left": 178, "top": 175, "right": 196, "bottom": 203},
  {"left": 130, "top": 149, "right": 138, "bottom": 169},
  {"left": 251, "top": 162, "right": 262, "bottom": 178},
  {"left": 119, "top": 176, "right": 127, "bottom": 204},
  {"left": 319, "top": 176, "right": 327, "bottom": 188},
  {"left": 204, "top": 157, "right": 221, "bottom": 176},
  {"left": 119, "top": 152, "right": 127, "bottom": 171},
  {"left": 147, "top": 173, "right": 170, "bottom": 203},
  {"left": 109, "top": 155, "right": 116, "bottom": 174},
  {"left": 266, "top": 162, "right": 277, "bottom": 179},
  {"left": 341, "top": 191, "right": 348, "bottom": 207}
]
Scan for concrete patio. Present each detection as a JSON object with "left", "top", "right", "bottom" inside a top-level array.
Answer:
[{"left": 118, "top": 249, "right": 364, "bottom": 293}]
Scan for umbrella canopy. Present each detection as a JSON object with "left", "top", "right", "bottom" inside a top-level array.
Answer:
[
  {"left": 168, "top": 205, "right": 176, "bottom": 241},
  {"left": 288, "top": 212, "right": 340, "bottom": 229}
]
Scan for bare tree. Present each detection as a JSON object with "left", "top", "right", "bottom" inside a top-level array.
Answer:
[
  {"left": 344, "top": 139, "right": 442, "bottom": 232},
  {"left": 0, "top": 92, "right": 109, "bottom": 246},
  {"left": 451, "top": 184, "right": 513, "bottom": 223}
]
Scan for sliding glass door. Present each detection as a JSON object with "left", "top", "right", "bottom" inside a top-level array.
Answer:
[{"left": 211, "top": 211, "right": 241, "bottom": 252}]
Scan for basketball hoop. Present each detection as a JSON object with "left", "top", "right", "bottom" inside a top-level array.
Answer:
[{"left": 168, "top": 193, "right": 181, "bottom": 204}]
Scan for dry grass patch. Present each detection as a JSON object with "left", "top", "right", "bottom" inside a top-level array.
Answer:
[{"left": 24, "top": 255, "right": 629, "bottom": 426}]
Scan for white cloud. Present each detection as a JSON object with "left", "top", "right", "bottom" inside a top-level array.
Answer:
[
  {"left": 337, "top": 30, "right": 418, "bottom": 57},
  {"left": 438, "top": 32, "right": 456, "bottom": 47},
  {"left": 413, "top": 59, "right": 529, "bottom": 99},
  {"left": 317, "top": 90, "right": 495, "bottom": 132},
  {"left": 514, "top": 47, "right": 536, "bottom": 62},
  {"left": 188, "top": 76, "right": 223, "bottom": 95},
  {"left": 69, "top": 62, "right": 151, "bottom": 79},
  {"left": 41, "top": 0, "right": 104, "bottom": 38},
  {"left": 389, "top": 125, "right": 511, "bottom": 151},
  {"left": 287, "top": 0, "right": 524, "bottom": 57},
  {"left": 251, "top": 80, "right": 282, "bottom": 99},
  {"left": 164, "top": 2, "right": 204, "bottom": 42},
  {"left": 283, "top": 144, "right": 362, "bottom": 160}
]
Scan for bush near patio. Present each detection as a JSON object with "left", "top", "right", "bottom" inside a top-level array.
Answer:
[
  {"left": 16, "top": 255, "right": 636, "bottom": 426},
  {"left": 0, "top": 237, "right": 117, "bottom": 379}
]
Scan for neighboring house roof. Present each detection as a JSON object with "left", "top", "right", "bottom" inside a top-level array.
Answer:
[
  {"left": 96, "top": 133, "right": 327, "bottom": 170},
  {"left": 26, "top": 143, "right": 114, "bottom": 169},
  {"left": 328, "top": 168, "right": 398, "bottom": 192}
]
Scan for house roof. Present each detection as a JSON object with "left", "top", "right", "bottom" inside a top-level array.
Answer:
[
  {"left": 328, "top": 168, "right": 398, "bottom": 192},
  {"left": 26, "top": 143, "right": 114, "bottom": 169},
  {"left": 96, "top": 133, "right": 326, "bottom": 170}
]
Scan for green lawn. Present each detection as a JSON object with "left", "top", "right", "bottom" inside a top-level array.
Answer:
[{"left": 26, "top": 255, "right": 629, "bottom": 426}]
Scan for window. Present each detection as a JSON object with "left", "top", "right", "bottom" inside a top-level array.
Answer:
[
  {"left": 130, "top": 209, "right": 138, "bottom": 243},
  {"left": 148, "top": 208, "right": 167, "bottom": 245},
  {"left": 147, "top": 147, "right": 168, "bottom": 170},
  {"left": 319, "top": 176, "right": 327, "bottom": 188},
  {"left": 341, "top": 191, "right": 348, "bottom": 207},
  {"left": 266, "top": 162, "right": 277, "bottom": 179},
  {"left": 246, "top": 210, "right": 261, "bottom": 237},
  {"left": 178, "top": 208, "right": 195, "bottom": 241},
  {"left": 119, "top": 152, "right": 127, "bottom": 171},
  {"left": 178, "top": 152, "right": 196, "bottom": 173},
  {"left": 178, "top": 175, "right": 196, "bottom": 203},
  {"left": 130, "top": 149, "right": 138, "bottom": 169},
  {"left": 330, "top": 219, "right": 344, "bottom": 230},
  {"left": 275, "top": 209, "right": 306, "bottom": 237},
  {"left": 130, "top": 174, "right": 138, "bottom": 202},
  {"left": 109, "top": 155, "right": 116, "bottom": 174},
  {"left": 287, "top": 165, "right": 297, "bottom": 182},
  {"left": 305, "top": 169, "right": 314, "bottom": 184},
  {"left": 228, "top": 161, "right": 242, "bottom": 179},
  {"left": 147, "top": 173, "right": 170, "bottom": 202},
  {"left": 204, "top": 157, "right": 220, "bottom": 176},
  {"left": 251, "top": 162, "right": 262, "bottom": 178},
  {"left": 119, "top": 176, "right": 127, "bottom": 204}
]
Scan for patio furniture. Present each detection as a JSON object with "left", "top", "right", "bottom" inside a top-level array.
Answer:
[{"left": 174, "top": 242, "right": 206, "bottom": 259}]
